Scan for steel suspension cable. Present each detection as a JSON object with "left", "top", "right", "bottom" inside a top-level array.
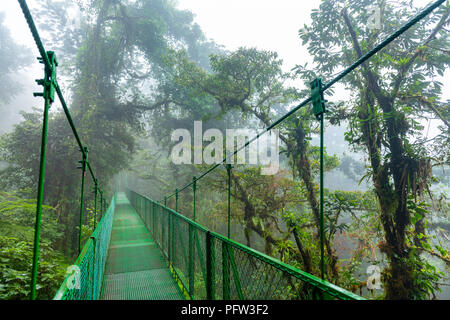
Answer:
[
  {"left": 161, "top": 0, "right": 445, "bottom": 202},
  {"left": 17, "top": 0, "right": 107, "bottom": 299},
  {"left": 18, "top": 1, "right": 97, "bottom": 181}
]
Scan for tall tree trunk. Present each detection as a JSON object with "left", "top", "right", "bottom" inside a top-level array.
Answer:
[
  {"left": 342, "top": 8, "right": 423, "bottom": 298},
  {"left": 292, "top": 227, "right": 313, "bottom": 273},
  {"left": 250, "top": 109, "right": 339, "bottom": 278},
  {"left": 358, "top": 85, "right": 414, "bottom": 299}
]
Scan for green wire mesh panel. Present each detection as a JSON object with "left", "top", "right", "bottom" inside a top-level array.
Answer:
[
  {"left": 126, "top": 189, "right": 364, "bottom": 300},
  {"left": 53, "top": 194, "right": 116, "bottom": 300},
  {"left": 170, "top": 213, "right": 191, "bottom": 296},
  {"left": 100, "top": 192, "right": 184, "bottom": 300},
  {"left": 218, "top": 238, "right": 317, "bottom": 299}
]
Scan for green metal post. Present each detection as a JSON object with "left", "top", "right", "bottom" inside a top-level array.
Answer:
[
  {"left": 319, "top": 113, "right": 325, "bottom": 280},
  {"left": 100, "top": 191, "right": 103, "bottom": 222},
  {"left": 152, "top": 202, "right": 156, "bottom": 233},
  {"left": 158, "top": 204, "right": 161, "bottom": 243},
  {"left": 173, "top": 189, "right": 178, "bottom": 266},
  {"left": 193, "top": 176, "right": 197, "bottom": 221},
  {"left": 206, "top": 231, "right": 215, "bottom": 300},
  {"left": 93, "top": 180, "right": 98, "bottom": 230},
  {"left": 226, "top": 164, "right": 232, "bottom": 239},
  {"left": 30, "top": 91, "right": 50, "bottom": 301},
  {"left": 90, "top": 236, "right": 96, "bottom": 300},
  {"left": 167, "top": 208, "right": 171, "bottom": 261},
  {"left": 175, "top": 188, "right": 178, "bottom": 212},
  {"left": 78, "top": 147, "right": 88, "bottom": 255},
  {"left": 188, "top": 224, "right": 194, "bottom": 297},
  {"left": 143, "top": 195, "right": 146, "bottom": 225},
  {"left": 164, "top": 196, "right": 167, "bottom": 207},
  {"left": 311, "top": 78, "right": 326, "bottom": 280},
  {"left": 161, "top": 204, "right": 163, "bottom": 244},
  {"left": 171, "top": 212, "right": 176, "bottom": 267},
  {"left": 222, "top": 242, "right": 230, "bottom": 299},
  {"left": 145, "top": 200, "right": 152, "bottom": 229},
  {"left": 30, "top": 50, "right": 57, "bottom": 300},
  {"left": 149, "top": 200, "right": 152, "bottom": 230}
]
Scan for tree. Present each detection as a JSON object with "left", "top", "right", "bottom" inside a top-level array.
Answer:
[
  {"left": 298, "top": 0, "right": 449, "bottom": 299},
  {"left": 0, "top": 13, "right": 31, "bottom": 106},
  {"left": 207, "top": 167, "right": 305, "bottom": 260},
  {"left": 0, "top": 190, "right": 67, "bottom": 300},
  {"left": 166, "top": 47, "right": 346, "bottom": 278},
  {"left": 0, "top": 12, "right": 32, "bottom": 130},
  {"left": 0, "top": 236, "right": 67, "bottom": 300},
  {"left": 0, "top": 0, "right": 221, "bottom": 257}
]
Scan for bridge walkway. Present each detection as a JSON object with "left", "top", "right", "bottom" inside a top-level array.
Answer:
[{"left": 100, "top": 192, "right": 184, "bottom": 300}]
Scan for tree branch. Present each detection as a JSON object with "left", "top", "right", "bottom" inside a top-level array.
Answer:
[
  {"left": 341, "top": 8, "right": 389, "bottom": 105},
  {"left": 391, "top": 8, "right": 450, "bottom": 97},
  {"left": 398, "top": 94, "right": 450, "bottom": 128}
]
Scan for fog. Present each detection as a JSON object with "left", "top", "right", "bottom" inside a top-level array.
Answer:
[{"left": 0, "top": 0, "right": 448, "bottom": 301}]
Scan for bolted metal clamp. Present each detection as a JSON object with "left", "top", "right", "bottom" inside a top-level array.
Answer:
[
  {"left": 310, "top": 78, "right": 327, "bottom": 120},
  {"left": 226, "top": 164, "right": 233, "bottom": 239},
  {"left": 192, "top": 176, "right": 197, "bottom": 192},
  {"left": 34, "top": 51, "right": 58, "bottom": 103},
  {"left": 92, "top": 179, "right": 98, "bottom": 195},
  {"left": 192, "top": 176, "right": 197, "bottom": 221},
  {"left": 77, "top": 147, "right": 89, "bottom": 172}
]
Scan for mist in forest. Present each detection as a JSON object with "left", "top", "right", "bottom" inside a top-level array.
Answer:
[{"left": 0, "top": 0, "right": 448, "bottom": 301}]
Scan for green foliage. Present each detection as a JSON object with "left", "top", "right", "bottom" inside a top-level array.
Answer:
[
  {"left": 1, "top": 0, "right": 448, "bottom": 300},
  {"left": 298, "top": 0, "right": 449, "bottom": 299},
  {"left": 0, "top": 190, "right": 63, "bottom": 244},
  {"left": 0, "top": 236, "right": 68, "bottom": 300},
  {"left": 0, "top": 190, "right": 67, "bottom": 299}
]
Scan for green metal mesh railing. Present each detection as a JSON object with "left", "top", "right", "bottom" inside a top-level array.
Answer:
[
  {"left": 17, "top": 0, "right": 446, "bottom": 300},
  {"left": 53, "top": 195, "right": 116, "bottom": 300},
  {"left": 126, "top": 189, "right": 364, "bottom": 300},
  {"left": 17, "top": 0, "right": 110, "bottom": 299}
]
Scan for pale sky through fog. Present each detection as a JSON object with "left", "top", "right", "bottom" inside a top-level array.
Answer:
[
  {"left": 0, "top": 0, "right": 448, "bottom": 132},
  {"left": 175, "top": 0, "right": 448, "bottom": 98},
  {"left": 176, "top": 0, "right": 318, "bottom": 72}
]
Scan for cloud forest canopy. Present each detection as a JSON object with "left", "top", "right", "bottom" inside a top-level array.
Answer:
[{"left": 0, "top": 0, "right": 448, "bottom": 300}]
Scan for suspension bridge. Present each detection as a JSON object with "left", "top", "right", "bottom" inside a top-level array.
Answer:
[
  {"left": 54, "top": 190, "right": 363, "bottom": 300},
  {"left": 15, "top": 0, "right": 446, "bottom": 300}
]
